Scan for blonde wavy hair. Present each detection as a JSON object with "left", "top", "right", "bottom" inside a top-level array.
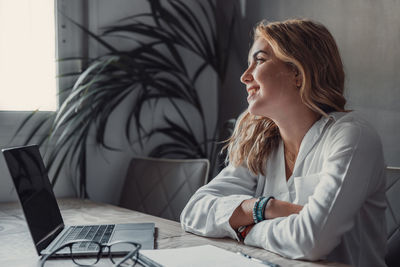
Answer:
[{"left": 225, "top": 19, "right": 347, "bottom": 175}]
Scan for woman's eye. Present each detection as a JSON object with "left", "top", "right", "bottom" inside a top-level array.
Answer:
[{"left": 255, "top": 57, "right": 266, "bottom": 63}]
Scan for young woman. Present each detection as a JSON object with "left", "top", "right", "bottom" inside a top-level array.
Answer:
[{"left": 180, "top": 19, "right": 387, "bottom": 267}]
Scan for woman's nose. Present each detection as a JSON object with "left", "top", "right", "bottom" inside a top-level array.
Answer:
[{"left": 240, "top": 68, "right": 253, "bottom": 84}]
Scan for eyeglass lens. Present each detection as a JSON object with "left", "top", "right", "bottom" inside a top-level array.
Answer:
[
  {"left": 71, "top": 241, "right": 101, "bottom": 266},
  {"left": 109, "top": 242, "right": 140, "bottom": 264}
]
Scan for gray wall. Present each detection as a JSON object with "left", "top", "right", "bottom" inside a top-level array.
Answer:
[{"left": 222, "top": 0, "right": 400, "bottom": 167}]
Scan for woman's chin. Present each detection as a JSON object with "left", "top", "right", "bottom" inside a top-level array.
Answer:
[
  {"left": 248, "top": 103, "right": 272, "bottom": 118},
  {"left": 248, "top": 105, "right": 263, "bottom": 116}
]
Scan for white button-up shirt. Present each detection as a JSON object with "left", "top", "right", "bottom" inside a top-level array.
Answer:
[{"left": 181, "top": 112, "right": 387, "bottom": 267}]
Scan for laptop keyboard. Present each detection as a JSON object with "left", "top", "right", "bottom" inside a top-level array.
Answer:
[{"left": 61, "top": 224, "right": 115, "bottom": 248}]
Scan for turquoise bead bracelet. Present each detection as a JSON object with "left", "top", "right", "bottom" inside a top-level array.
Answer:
[{"left": 253, "top": 196, "right": 275, "bottom": 224}]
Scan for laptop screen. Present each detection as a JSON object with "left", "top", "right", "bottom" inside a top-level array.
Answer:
[{"left": 2, "top": 145, "right": 64, "bottom": 254}]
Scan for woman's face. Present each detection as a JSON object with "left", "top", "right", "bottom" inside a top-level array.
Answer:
[{"left": 240, "top": 38, "right": 301, "bottom": 119}]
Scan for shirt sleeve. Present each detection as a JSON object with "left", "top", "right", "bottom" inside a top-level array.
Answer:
[
  {"left": 244, "top": 118, "right": 385, "bottom": 260},
  {"left": 180, "top": 164, "right": 258, "bottom": 240}
]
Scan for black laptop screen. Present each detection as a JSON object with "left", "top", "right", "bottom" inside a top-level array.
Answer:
[{"left": 2, "top": 145, "right": 64, "bottom": 254}]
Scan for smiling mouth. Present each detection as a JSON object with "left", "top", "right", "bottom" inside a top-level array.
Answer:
[
  {"left": 248, "top": 88, "right": 257, "bottom": 96},
  {"left": 247, "top": 87, "right": 259, "bottom": 98}
]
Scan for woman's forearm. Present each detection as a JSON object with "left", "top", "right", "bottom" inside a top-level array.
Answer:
[
  {"left": 229, "top": 198, "right": 303, "bottom": 230},
  {"left": 265, "top": 198, "right": 303, "bottom": 219}
]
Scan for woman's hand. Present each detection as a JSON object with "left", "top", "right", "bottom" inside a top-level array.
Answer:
[{"left": 229, "top": 198, "right": 257, "bottom": 230}]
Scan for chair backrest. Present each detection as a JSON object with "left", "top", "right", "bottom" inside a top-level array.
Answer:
[
  {"left": 119, "top": 156, "right": 209, "bottom": 222},
  {"left": 385, "top": 166, "right": 400, "bottom": 267}
]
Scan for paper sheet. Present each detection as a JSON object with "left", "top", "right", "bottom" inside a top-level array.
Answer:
[{"left": 140, "top": 245, "right": 269, "bottom": 267}]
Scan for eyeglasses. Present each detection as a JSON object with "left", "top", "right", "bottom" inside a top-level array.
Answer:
[{"left": 39, "top": 239, "right": 142, "bottom": 267}]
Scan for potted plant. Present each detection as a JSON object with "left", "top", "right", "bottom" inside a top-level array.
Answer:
[{"left": 14, "top": 0, "right": 236, "bottom": 198}]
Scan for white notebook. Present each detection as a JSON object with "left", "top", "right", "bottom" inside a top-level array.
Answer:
[{"left": 139, "top": 245, "right": 277, "bottom": 267}]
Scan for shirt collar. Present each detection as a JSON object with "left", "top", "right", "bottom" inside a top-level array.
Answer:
[{"left": 292, "top": 112, "right": 337, "bottom": 173}]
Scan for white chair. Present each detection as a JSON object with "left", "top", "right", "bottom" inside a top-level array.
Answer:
[
  {"left": 119, "top": 156, "right": 209, "bottom": 222},
  {"left": 385, "top": 166, "right": 400, "bottom": 267}
]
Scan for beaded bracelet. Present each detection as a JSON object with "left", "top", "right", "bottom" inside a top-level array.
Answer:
[
  {"left": 252, "top": 197, "right": 265, "bottom": 224},
  {"left": 256, "top": 197, "right": 268, "bottom": 222},
  {"left": 253, "top": 196, "right": 275, "bottom": 224},
  {"left": 260, "top": 196, "right": 275, "bottom": 221},
  {"left": 256, "top": 197, "right": 265, "bottom": 223}
]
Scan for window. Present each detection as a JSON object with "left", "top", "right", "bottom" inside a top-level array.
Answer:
[{"left": 0, "top": 0, "right": 57, "bottom": 111}]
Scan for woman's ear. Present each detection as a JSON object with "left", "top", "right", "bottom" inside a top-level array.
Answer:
[
  {"left": 289, "top": 63, "right": 302, "bottom": 88},
  {"left": 295, "top": 73, "right": 302, "bottom": 88}
]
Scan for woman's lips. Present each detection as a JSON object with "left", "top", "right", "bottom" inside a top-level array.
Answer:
[{"left": 247, "top": 87, "right": 259, "bottom": 101}]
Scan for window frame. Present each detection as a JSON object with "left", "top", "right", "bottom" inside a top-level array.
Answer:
[{"left": 0, "top": 0, "right": 88, "bottom": 141}]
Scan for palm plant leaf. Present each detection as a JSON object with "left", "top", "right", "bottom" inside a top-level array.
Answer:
[{"left": 14, "top": 0, "right": 236, "bottom": 196}]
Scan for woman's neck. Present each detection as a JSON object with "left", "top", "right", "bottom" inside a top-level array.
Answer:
[{"left": 275, "top": 108, "right": 320, "bottom": 156}]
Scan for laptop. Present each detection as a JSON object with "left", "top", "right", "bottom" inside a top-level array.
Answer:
[{"left": 2, "top": 144, "right": 155, "bottom": 256}]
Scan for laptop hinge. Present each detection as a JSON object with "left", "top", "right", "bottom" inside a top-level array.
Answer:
[{"left": 36, "top": 223, "right": 65, "bottom": 248}]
